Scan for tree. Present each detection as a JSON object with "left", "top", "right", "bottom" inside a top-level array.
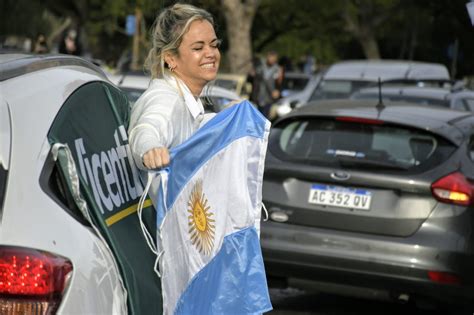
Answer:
[
  {"left": 341, "top": 0, "right": 403, "bottom": 59},
  {"left": 220, "top": 0, "right": 259, "bottom": 74}
]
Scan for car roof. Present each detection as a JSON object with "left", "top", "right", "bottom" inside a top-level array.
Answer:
[
  {"left": 324, "top": 60, "right": 450, "bottom": 81},
  {"left": 285, "top": 99, "right": 471, "bottom": 145},
  {"left": 0, "top": 54, "right": 106, "bottom": 81}
]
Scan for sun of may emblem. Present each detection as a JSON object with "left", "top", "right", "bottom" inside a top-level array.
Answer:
[{"left": 187, "top": 180, "right": 215, "bottom": 255}]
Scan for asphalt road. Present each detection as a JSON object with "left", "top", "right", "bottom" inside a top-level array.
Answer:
[{"left": 267, "top": 286, "right": 471, "bottom": 315}]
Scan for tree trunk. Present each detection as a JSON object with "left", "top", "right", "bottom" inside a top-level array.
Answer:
[
  {"left": 356, "top": 29, "right": 380, "bottom": 59},
  {"left": 131, "top": 7, "right": 143, "bottom": 71},
  {"left": 341, "top": 2, "right": 384, "bottom": 60},
  {"left": 221, "top": 0, "right": 258, "bottom": 74}
]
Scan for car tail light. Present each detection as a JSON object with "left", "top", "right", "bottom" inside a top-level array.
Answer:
[
  {"left": 428, "top": 271, "right": 461, "bottom": 285},
  {"left": 0, "top": 246, "right": 73, "bottom": 315},
  {"left": 431, "top": 172, "right": 473, "bottom": 206},
  {"left": 335, "top": 116, "right": 384, "bottom": 125}
]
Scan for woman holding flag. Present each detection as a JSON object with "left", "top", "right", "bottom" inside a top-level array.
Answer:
[
  {"left": 128, "top": 3, "right": 273, "bottom": 314},
  {"left": 129, "top": 3, "right": 221, "bottom": 170}
]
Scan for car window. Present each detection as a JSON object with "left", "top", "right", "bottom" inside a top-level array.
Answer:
[
  {"left": 282, "top": 77, "right": 309, "bottom": 93},
  {"left": 270, "top": 118, "right": 456, "bottom": 172},
  {"left": 452, "top": 98, "right": 468, "bottom": 111},
  {"left": 0, "top": 98, "right": 10, "bottom": 216},
  {"left": 353, "top": 92, "right": 449, "bottom": 107},
  {"left": 463, "top": 99, "right": 474, "bottom": 112},
  {"left": 310, "top": 80, "right": 374, "bottom": 101},
  {"left": 0, "top": 165, "right": 6, "bottom": 216},
  {"left": 214, "top": 78, "right": 239, "bottom": 92}
]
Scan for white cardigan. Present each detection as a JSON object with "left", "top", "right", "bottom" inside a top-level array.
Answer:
[{"left": 128, "top": 75, "right": 208, "bottom": 170}]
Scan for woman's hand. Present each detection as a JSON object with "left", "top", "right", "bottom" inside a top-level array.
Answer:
[{"left": 143, "top": 147, "right": 170, "bottom": 169}]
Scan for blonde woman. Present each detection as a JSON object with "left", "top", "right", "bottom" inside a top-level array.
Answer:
[
  {"left": 129, "top": 4, "right": 272, "bottom": 315},
  {"left": 129, "top": 3, "right": 220, "bottom": 170}
]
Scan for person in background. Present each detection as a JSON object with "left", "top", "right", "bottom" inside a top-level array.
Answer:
[
  {"left": 299, "top": 50, "right": 316, "bottom": 75},
  {"left": 251, "top": 51, "right": 283, "bottom": 118},
  {"left": 59, "top": 29, "right": 82, "bottom": 56},
  {"left": 33, "top": 34, "right": 49, "bottom": 54}
]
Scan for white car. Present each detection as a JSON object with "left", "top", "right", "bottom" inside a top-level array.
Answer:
[
  {"left": 108, "top": 73, "right": 241, "bottom": 112},
  {"left": 273, "top": 59, "right": 451, "bottom": 120},
  {"left": 0, "top": 54, "right": 162, "bottom": 314}
]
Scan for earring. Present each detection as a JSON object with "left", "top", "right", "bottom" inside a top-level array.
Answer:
[{"left": 169, "top": 65, "right": 176, "bottom": 72}]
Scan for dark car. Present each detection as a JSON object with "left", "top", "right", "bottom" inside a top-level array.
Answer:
[
  {"left": 352, "top": 85, "right": 474, "bottom": 112},
  {"left": 261, "top": 99, "right": 474, "bottom": 310}
]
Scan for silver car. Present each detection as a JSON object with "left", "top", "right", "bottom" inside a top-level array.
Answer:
[{"left": 262, "top": 99, "right": 474, "bottom": 311}]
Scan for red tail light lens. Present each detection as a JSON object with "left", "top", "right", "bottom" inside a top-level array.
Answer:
[
  {"left": 431, "top": 172, "right": 473, "bottom": 206},
  {"left": 428, "top": 271, "right": 461, "bottom": 285},
  {"left": 0, "top": 246, "right": 73, "bottom": 315}
]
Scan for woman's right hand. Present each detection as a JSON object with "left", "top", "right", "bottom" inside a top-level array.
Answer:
[{"left": 142, "top": 147, "right": 170, "bottom": 169}]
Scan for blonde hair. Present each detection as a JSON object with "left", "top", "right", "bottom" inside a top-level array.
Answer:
[{"left": 145, "top": 3, "right": 214, "bottom": 79}]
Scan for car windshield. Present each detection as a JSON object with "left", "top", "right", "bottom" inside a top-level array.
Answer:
[
  {"left": 352, "top": 92, "right": 449, "bottom": 108},
  {"left": 281, "top": 76, "right": 310, "bottom": 96},
  {"left": 214, "top": 79, "right": 238, "bottom": 92},
  {"left": 309, "top": 80, "right": 375, "bottom": 101},
  {"left": 270, "top": 117, "right": 456, "bottom": 172}
]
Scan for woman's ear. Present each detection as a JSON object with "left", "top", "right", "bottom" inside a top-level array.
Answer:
[{"left": 164, "top": 52, "right": 177, "bottom": 70}]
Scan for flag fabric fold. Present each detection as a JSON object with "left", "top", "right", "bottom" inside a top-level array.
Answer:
[{"left": 156, "top": 100, "right": 273, "bottom": 315}]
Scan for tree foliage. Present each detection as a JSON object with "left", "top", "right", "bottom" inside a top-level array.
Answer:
[{"left": 2, "top": 0, "right": 474, "bottom": 77}]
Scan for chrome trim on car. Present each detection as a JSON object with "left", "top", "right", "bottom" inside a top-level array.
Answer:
[
  {"left": 0, "top": 54, "right": 106, "bottom": 82},
  {"left": 331, "top": 171, "right": 351, "bottom": 181}
]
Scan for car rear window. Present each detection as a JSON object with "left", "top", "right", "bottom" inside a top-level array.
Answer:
[{"left": 270, "top": 117, "right": 456, "bottom": 172}]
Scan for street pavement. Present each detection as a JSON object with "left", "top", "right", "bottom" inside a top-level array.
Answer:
[{"left": 267, "top": 286, "right": 469, "bottom": 315}]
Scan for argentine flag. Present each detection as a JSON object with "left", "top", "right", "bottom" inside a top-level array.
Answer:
[{"left": 156, "top": 101, "right": 273, "bottom": 315}]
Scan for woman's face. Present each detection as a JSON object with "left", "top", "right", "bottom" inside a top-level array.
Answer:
[{"left": 170, "top": 19, "right": 220, "bottom": 96}]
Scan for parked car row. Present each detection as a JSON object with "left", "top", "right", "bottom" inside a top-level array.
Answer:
[
  {"left": 351, "top": 84, "right": 474, "bottom": 112},
  {"left": 108, "top": 72, "right": 241, "bottom": 113},
  {"left": 261, "top": 59, "right": 474, "bottom": 312},
  {"left": 272, "top": 59, "right": 453, "bottom": 120},
  {"left": 2, "top": 54, "right": 473, "bottom": 313}
]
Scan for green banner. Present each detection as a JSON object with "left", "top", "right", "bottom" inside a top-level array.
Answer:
[{"left": 48, "top": 81, "right": 162, "bottom": 314}]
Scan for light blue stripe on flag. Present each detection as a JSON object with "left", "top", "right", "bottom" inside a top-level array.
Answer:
[
  {"left": 174, "top": 227, "right": 272, "bottom": 315},
  {"left": 157, "top": 101, "right": 267, "bottom": 226}
]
